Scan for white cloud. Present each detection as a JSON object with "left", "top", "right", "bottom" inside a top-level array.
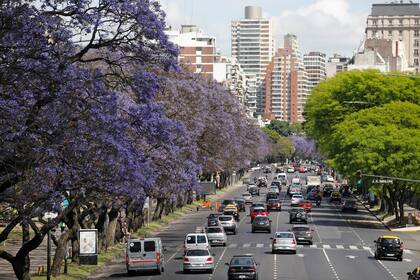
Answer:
[{"left": 271, "top": 0, "right": 368, "bottom": 56}]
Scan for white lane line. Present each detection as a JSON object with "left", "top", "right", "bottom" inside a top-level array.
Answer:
[
  {"left": 209, "top": 246, "right": 227, "bottom": 280},
  {"left": 367, "top": 248, "right": 400, "bottom": 280},
  {"left": 323, "top": 244, "right": 331, "bottom": 249},
  {"left": 322, "top": 248, "right": 341, "bottom": 280},
  {"left": 405, "top": 259, "right": 412, "bottom": 262},
  {"left": 363, "top": 246, "right": 371, "bottom": 250},
  {"left": 256, "top": 243, "right": 264, "bottom": 248},
  {"left": 167, "top": 246, "right": 182, "bottom": 262},
  {"left": 405, "top": 249, "right": 413, "bottom": 255},
  {"left": 331, "top": 203, "right": 366, "bottom": 245},
  {"left": 297, "top": 253, "right": 305, "bottom": 257},
  {"left": 346, "top": 255, "right": 356, "bottom": 259},
  {"left": 310, "top": 244, "right": 317, "bottom": 248},
  {"left": 243, "top": 243, "right": 251, "bottom": 248},
  {"left": 273, "top": 252, "right": 278, "bottom": 280},
  {"left": 336, "top": 245, "right": 344, "bottom": 249},
  {"left": 228, "top": 243, "right": 237, "bottom": 248},
  {"left": 349, "top": 245, "right": 358, "bottom": 250}
]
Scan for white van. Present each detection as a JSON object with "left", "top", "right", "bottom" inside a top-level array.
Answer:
[
  {"left": 291, "top": 178, "right": 300, "bottom": 185},
  {"left": 277, "top": 173, "right": 288, "bottom": 184},
  {"left": 184, "top": 233, "right": 209, "bottom": 252},
  {"left": 126, "top": 238, "right": 165, "bottom": 275}
]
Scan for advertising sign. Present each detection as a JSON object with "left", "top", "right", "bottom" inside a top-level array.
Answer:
[{"left": 79, "top": 229, "right": 98, "bottom": 265}]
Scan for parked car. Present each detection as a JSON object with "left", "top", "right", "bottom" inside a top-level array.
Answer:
[
  {"left": 342, "top": 199, "right": 358, "bottom": 212},
  {"left": 206, "top": 226, "right": 227, "bottom": 247},
  {"left": 207, "top": 213, "right": 221, "bottom": 227},
  {"left": 242, "top": 193, "right": 253, "bottom": 204},
  {"left": 374, "top": 235, "right": 403, "bottom": 261},
  {"left": 298, "top": 200, "right": 313, "bottom": 212},
  {"left": 248, "top": 186, "right": 260, "bottom": 196},
  {"left": 291, "top": 225, "right": 313, "bottom": 245},
  {"left": 250, "top": 207, "right": 268, "bottom": 222},
  {"left": 183, "top": 249, "right": 214, "bottom": 274},
  {"left": 407, "top": 267, "right": 420, "bottom": 280},
  {"left": 126, "top": 238, "right": 165, "bottom": 275},
  {"left": 289, "top": 208, "right": 308, "bottom": 224},
  {"left": 291, "top": 194, "right": 304, "bottom": 206},
  {"left": 226, "top": 255, "right": 259, "bottom": 280},
  {"left": 218, "top": 215, "right": 237, "bottom": 235},
  {"left": 251, "top": 216, "right": 272, "bottom": 233},
  {"left": 184, "top": 233, "right": 209, "bottom": 252},
  {"left": 267, "top": 199, "right": 282, "bottom": 211},
  {"left": 329, "top": 191, "right": 342, "bottom": 203},
  {"left": 271, "top": 232, "right": 297, "bottom": 254},
  {"left": 266, "top": 191, "right": 279, "bottom": 202}
]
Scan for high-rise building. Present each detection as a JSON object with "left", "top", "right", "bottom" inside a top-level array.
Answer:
[
  {"left": 365, "top": 1, "right": 420, "bottom": 72},
  {"left": 303, "top": 52, "right": 326, "bottom": 93},
  {"left": 165, "top": 25, "right": 217, "bottom": 79},
  {"left": 231, "top": 6, "right": 275, "bottom": 116},
  {"left": 263, "top": 34, "right": 308, "bottom": 123},
  {"left": 326, "top": 54, "right": 351, "bottom": 77}
]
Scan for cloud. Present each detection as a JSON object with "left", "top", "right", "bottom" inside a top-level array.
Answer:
[{"left": 271, "top": 0, "right": 367, "bottom": 56}]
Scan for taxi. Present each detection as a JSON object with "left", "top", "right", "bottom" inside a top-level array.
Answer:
[
  {"left": 224, "top": 204, "right": 239, "bottom": 212},
  {"left": 374, "top": 235, "right": 403, "bottom": 261},
  {"left": 407, "top": 267, "right": 420, "bottom": 280}
]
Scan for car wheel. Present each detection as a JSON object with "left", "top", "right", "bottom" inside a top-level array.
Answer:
[
  {"left": 156, "top": 266, "right": 161, "bottom": 275},
  {"left": 398, "top": 257, "right": 403, "bottom": 262},
  {"left": 223, "top": 243, "right": 227, "bottom": 247},
  {"left": 183, "top": 269, "right": 189, "bottom": 274},
  {"left": 289, "top": 219, "right": 292, "bottom": 224},
  {"left": 309, "top": 241, "right": 313, "bottom": 245},
  {"left": 268, "top": 229, "right": 271, "bottom": 233},
  {"left": 161, "top": 266, "right": 165, "bottom": 272},
  {"left": 293, "top": 250, "right": 297, "bottom": 255},
  {"left": 272, "top": 249, "right": 276, "bottom": 254}
]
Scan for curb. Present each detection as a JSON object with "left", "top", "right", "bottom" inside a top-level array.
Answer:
[{"left": 352, "top": 195, "right": 391, "bottom": 231}]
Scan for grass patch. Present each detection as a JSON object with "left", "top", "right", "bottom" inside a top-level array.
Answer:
[{"left": 0, "top": 226, "right": 36, "bottom": 242}]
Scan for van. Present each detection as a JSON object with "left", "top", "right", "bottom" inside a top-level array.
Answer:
[
  {"left": 126, "top": 238, "right": 165, "bottom": 275},
  {"left": 184, "top": 233, "right": 209, "bottom": 252}
]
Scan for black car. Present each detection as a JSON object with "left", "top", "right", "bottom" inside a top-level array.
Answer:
[
  {"left": 292, "top": 225, "right": 313, "bottom": 245},
  {"left": 263, "top": 167, "right": 271, "bottom": 174},
  {"left": 271, "top": 181, "right": 281, "bottom": 188},
  {"left": 267, "top": 199, "right": 281, "bottom": 211},
  {"left": 251, "top": 216, "right": 271, "bottom": 233},
  {"left": 289, "top": 208, "right": 308, "bottom": 224},
  {"left": 342, "top": 200, "right": 357, "bottom": 212},
  {"left": 226, "top": 255, "right": 259, "bottom": 280},
  {"left": 207, "top": 213, "right": 221, "bottom": 227},
  {"left": 374, "top": 236, "right": 403, "bottom": 261},
  {"left": 248, "top": 186, "right": 260, "bottom": 196},
  {"left": 322, "top": 184, "right": 334, "bottom": 197},
  {"left": 265, "top": 192, "right": 279, "bottom": 202},
  {"left": 234, "top": 198, "right": 246, "bottom": 212},
  {"left": 407, "top": 267, "right": 420, "bottom": 280}
]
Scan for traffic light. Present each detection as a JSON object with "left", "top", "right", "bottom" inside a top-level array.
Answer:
[{"left": 356, "top": 170, "right": 363, "bottom": 186}]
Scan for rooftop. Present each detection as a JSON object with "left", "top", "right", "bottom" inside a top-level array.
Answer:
[{"left": 371, "top": 2, "right": 420, "bottom": 16}]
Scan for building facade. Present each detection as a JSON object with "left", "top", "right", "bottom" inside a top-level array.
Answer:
[
  {"left": 365, "top": 1, "right": 420, "bottom": 72},
  {"left": 231, "top": 6, "right": 275, "bottom": 116},
  {"left": 303, "top": 52, "right": 326, "bottom": 93},
  {"left": 263, "top": 34, "right": 308, "bottom": 123},
  {"left": 166, "top": 25, "right": 217, "bottom": 79},
  {"left": 326, "top": 54, "right": 351, "bottom": 77}
]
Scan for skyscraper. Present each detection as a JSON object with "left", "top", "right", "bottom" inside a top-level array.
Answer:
[
  {"left": 263, "top": 34, "right": 308, "bottom": 123},
  {"left": 304, "top": 52, "right": 326, "bottom": 93},
  {"left": 231, "top": 6, "right": 275, "bottom": 116}
]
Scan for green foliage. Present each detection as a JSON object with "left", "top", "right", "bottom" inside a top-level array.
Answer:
[
  {"left": 261, "top": 128, "right": 294, "bottom": 160},
  {"left": 266, "top": 120, "right": 304, "bottom": 137}
]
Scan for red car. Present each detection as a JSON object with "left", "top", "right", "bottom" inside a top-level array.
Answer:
[
  {"left": 298, "top": 200, "right": 313, "bottom": 212},
  {"left": 250, "top": 207, "right": 268, "bottom": 222},
  {"left": 267, "top": 199, "right": 282, "bottom": 211},
  {"left": 299, "top": 165, "right": 305, "bottom": 173}
]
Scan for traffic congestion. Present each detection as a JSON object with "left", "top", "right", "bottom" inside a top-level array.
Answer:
[{"left": 101, "top": 163, "right": 419, "bottom": 280}]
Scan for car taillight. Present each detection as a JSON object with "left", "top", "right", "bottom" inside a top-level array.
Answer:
[
  {"left": 230, "top": 268, "right": 237, "bottom": 272},
  {"left": 249, "top": 266, "right": 256, "bottom": 271},
  {"left": 156, "top": 252, "right": 161, "bottom": 261},
  {"left": 184, "top": 257, "right": 190, "bottom": 263},
  {"left": 206, "top": 257, "right": 213, "bottom": 263},
  {"left": 292, "top": 239, "right": 296, "bottom": 244}
]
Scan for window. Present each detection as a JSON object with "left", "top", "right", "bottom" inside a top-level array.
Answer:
[
  {"left": 372, "top": 20, "right": 377, "bottom": 25},
  {"left": 196, "top": 56, "right": 202, "bottom": 64},
  {"left": 415, "top": 58, "right": 419, "bottom": 66},
  {"left": 415, "top": 30, "right": 419, "bottom": 37},
  {"left": 414, "top": 49, "right": 419, "bottom": 57},
  {"left": 144, "top": 241, "right": 156, "bottom": 252},
  {"left": 197, "top": 235, "right": 207, "bottom": 243},
  {"left": 399, "top": 30, "right": 403, "bottom": 36},
  {"left": 129, "top": 242, "right": 141, "bottom": 253},
  {"left": 399, "top": 19, "right": 403, "bottom": 26},
  {"left": 186, "top": 235, "right": 196, "bottom": 244},
  {"left": 415, "top": 40, "right": 419, "bottom": 47},
  {"left": 186, "top": 249, "right": 209, "bottom": 256}
]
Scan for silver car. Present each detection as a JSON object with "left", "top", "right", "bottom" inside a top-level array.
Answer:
[
  {"left": 218, "top": 215, "right": 237, "bottom": 234},
  {"left": 242, "top": 192, "right": 252, "bottom": 204},
  {"left": 206, "top": 226, "right": 227, "bottom": 246},
  {"left": 183, "top": 249, "right": 214, "bottom": 274},
  {"left": 271, "top": 231, "right": 297, "bottom": 254}
]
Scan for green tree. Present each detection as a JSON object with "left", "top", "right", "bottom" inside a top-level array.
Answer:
[
  {"left": 329, "top": 102, "right": 420, "bottom": 224},
  {"left": 266, "top": 120, "right": 291, "bottom": 137},
  {"left": 262, "top": 128, "right": 294, "bottom": 162}
]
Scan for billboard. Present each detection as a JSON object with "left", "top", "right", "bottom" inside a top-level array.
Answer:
[{"left": 199, "top": 182, "right": 216, "bottom": 195}]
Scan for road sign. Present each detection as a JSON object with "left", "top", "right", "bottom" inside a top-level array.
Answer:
[
  {"left": 372, "top": 179, "right": 393, "bottom": 184},
  {"left": 143, "top": 197, "right": 150, "bottom": 210}
]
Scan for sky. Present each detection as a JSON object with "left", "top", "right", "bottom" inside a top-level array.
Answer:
[{"left": 158, "top": 0, "right": 388, "bottom": 57}]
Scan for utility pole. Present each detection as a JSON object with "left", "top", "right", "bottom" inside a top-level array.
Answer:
[{"left": 47, "top": 218, "right": 51, "bottom": 280}]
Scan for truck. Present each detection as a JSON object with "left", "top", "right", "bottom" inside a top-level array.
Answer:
[{"left": 307, "top": 176, "right": 321, "bottom": 188}]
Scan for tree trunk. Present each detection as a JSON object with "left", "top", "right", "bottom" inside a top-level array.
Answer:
[
  {"left": 18, "top": 221, "right": 30, "bottom": 280},
  {"left": 12, "top": 256, "right": 31, "bottom": 280},
  {"left": 105, "top": 207, "right": 119, "bottom": 251},
  {"left": 152, "top": 198, "right": 164, "bottom": 221},
  {"left": 51, "top": 231, "right": 69, "bottom": 276},
  {"left": 96, "top": 206, "right": 109, "bottom": 253}
]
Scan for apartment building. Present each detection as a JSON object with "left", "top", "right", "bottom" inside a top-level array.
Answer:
[{"left": 303, "top": 52, "right": 326, "bottom": 93}]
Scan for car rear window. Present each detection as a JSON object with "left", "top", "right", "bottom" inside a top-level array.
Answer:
[
  {"left": 381, "top": 238, "right": 400, "bottom": 245},
  {"left": 186, "top": 249, "right": 210, "bottom": 256},
  {"left": 231, "top": 257, "right": 255, "bottom": 266},
  {"left": 254, "top": 209, "right": 265, "bottom": 213},
  {"left": 197, "top": 235, "right": 207, "bottom": 243},
  {"left": 186, "top": 235, "right": 196, "bottom": 244},
  {"left": 254, "top": 216, "right": 268, "bottom": 222},
  {"left": 219, "top": 216, "right": 232, "bottom": 221},
  {"left": 276, "top": 233, "right": 294, "bottom": 238},
  {"left": 207, "top": 227, "right": 223, "bottom": 233},
  {"left": 129, "top": 241, "right": 142, "bottom": 253},
  {"left": 268, "top": 199, "right": 279, "bottom": 203},
  {"left": 293, "top": 227, "right": 309, "bottom": 232},
  {"left": 143, "top": 241, "right": 156, "bottom": 252},
  {"left": 208, "top": 214, "right": 220, "bottom": 218}
]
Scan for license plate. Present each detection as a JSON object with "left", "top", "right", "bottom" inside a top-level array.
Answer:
[
  {"left": 239, "top": 276, "right": 246, "bottom": 279},
  {"left": 298, "top": 237, "right": 305, "bottom": 240},
  {"left": 386, "top": 253, "right": 394, "bottom": 256}
]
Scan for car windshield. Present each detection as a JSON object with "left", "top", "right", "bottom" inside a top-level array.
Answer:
[
  {"left": 186, "top": 249, "right": 210, "bottom": 256},
  {"left": 208, "top": 214, "right": 220, "bottom": 218},
  {"left": 230, "top": 257, "right": 255, "bottom": 266},
  {"left": 207, "top": 227, "right": 223, "bottom": 233},
  {"left": 222, "top": 200, "right": 234, "bottom": 205},
  {"left": 380, "top": 238, "right": 400, "bottom": 245},
  {"left": 276, "top": 232, "right": 294, "bottom": 238},
  {"left": 219, "top": 216, "right": 232, "bottom": 221},
  {"left": 293, "top": 227, "right": 310, "bottom": 232},
  {"left": 293, "top": 195, "right": 303, "bottom": 199},
  {"left": 254, "top": 216, "right": 268, "bottom": 222},
  {"left": 253, "top": 209, "right": 265, "bottom": 212}
]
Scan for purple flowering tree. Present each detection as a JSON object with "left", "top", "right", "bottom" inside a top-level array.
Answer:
[{"left": 288, "top": 136, "right": 319, "bottom": 160}]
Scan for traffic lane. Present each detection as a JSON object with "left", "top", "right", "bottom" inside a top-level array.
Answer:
[{"left": 324, "top": 249, "right": 398, "bottom": 280}]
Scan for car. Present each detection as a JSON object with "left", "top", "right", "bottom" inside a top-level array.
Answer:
[
  {"left": 184, "top": 233, "right": 209, "bottom": 252},
  {"left": 325, "top": 175, "right": 334, "bottom": 182},
  {"left": 266, "top": 191, "right": 279, "bottom": 202},
  {"left": 247, "top": 183, "right": 257, "bottom": 191},
  {"left": 263, "top": 167, "right": 271, "bottom": 173},
  {"left": 287, "top": 167, "right": 295, "bottom": 173},
  {"left": 290, "top": 194, "right": 304, "bottom": 206},
  {"left": 250, "top": 203, "right": 265, "bottom": 214},
  {"left": 291, "top": 225, "right": 313, "bottom": 245},
  {"left": 234, "top": 198, "right": 246, "bottom": 212},
  {"left": 250, "top": 207, "right": 268, "bottom": 222},
  {"left": 298, "top": 200, "right": 313, "bottom": 212},
  {"left": 291, "top": 177, "right": 301, "bottom": 185},
  {"left": 289, "top": 208, "right": 308, "bottom": 224},
  {"left": 225, "top": 203, "right": 239, "bottom": 213},
  {"left": 374, "top": 235, "right": 403, "bottom": 261},
  {"left": 271, "top": 231, "right": 297, "bottom": 254},
  {"left": 329, "top": 191, "right": 342, "bottom": 203},
  {"left": 183, "top": 249, "right": 214, "bottom": 274},
  {"left": 267, "top": 199, "right": 282, "bottom": 211},
  {"left": 307, "top": 189, "right": 319, "bottom": 201},
  {"left": 407, "top": 267, "right": 420, "bottom": 280},
  {"left": 322, "top": 184, "right": 334, "bottom": 197},
  {"left": 275, "top": 167, "right": 284, "bottom": 173},
  {"left": 242, "top": 193, "right": 252, "bottom": 204},
  {"left": 126, "top": 238, "right": 165, "bottom": 275},
  {"left": 299, "top": 166, "right": 305, "bottom": 173},
  {"left": 207, "top": 213, "right": 221, "bottom": 227},
  {"left": 219, "top": 199, "right": 237, "bottom": 212},
  {"left": 276, "top": 173, "right": 288, "bottom": 185},
  {"left": 342, "top": 199, "right": 358, "bottom": 212},
  {"left": 257, "top": 177, "right": 267, "bottom": 188},
  {"left": 218, "top": 215, "right": 237, "bottom": 234},
  {"left": 270, "top": 180, "right": 281, "bottom": 189},
  {"left": 206, "top": 226, "right": 227, "bottom": 247},
  {"left": 251, "top": 216, "right": 272, "bottom": 233},
  {"left": 226, "top": 255, "right": 259, "bottom": 280},
  {"left": 248, "top": 186, "right": 260, "bottom": 196},
  {"left": 224, "top": 208, "right": 240, "bottom": 222}
]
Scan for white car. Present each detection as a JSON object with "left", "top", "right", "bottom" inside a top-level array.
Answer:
[
  {"left": 291, "top": 194, "right": 304, "bottom": 206},
  {"left": 326, "top": 175, "right": 334, "bottom": 182},
  {"left": 287, "top": 167, "right": 295, "bottom": 173},
  {"left": 242, "top": 193, "right": 252, "bottom": 204},
  {"left": 271, "top": 231, "right": 297, "bottom": 254}
]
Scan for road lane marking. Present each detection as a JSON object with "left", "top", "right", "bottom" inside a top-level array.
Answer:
[
  {"left": 228, "top": 243, "right": 237, "bottom": 248},
  {"left": 346, "top": 255, "right": 356, "bottom": 259},
  {"left": 323, "top": 244, "right": 331, "bottom": 249},
  {"left": 167, "top": 246, "right": 182, "bottom": 262},
  {"left": 310, "top": 244, "right": 317, "bottom": 248},
  {"left": 367, "top": 248, "right": 400, "bottom": 280},
  {"left": 336, "top": 245, "right": 344, "bottom": 249},
  {"left": 405, "top": 259, "right": 412, "bottom": 262},
  {"left": 256, "top": 243, "right": 264, "bottom": 248},
  {"left": 349, "top": 245, "right": 358, "bottom": 250},
  {"left": 273, "top": 252, "right": 277, "bottom": 280},
  {"left": 243, "top": 243, "right": 251, "bottom": 248},
  {"left": 363, "top": 246, "right": 371, "bottom": 250},
  {"left": 209, "top": 246, "right": 227, "bottom": 280},
  {"left": 405, "top": 249, "right": 413, "bottom": 255},
  {"left": 297, "top": 253, "right": 305, "bottom": 257},
  {"left": 322, "top": 248, "right": 341, "bottom": 280}
]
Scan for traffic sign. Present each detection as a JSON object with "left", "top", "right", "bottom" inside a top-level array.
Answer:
[{"left": 372, "top": 179, "right": 393, "bottom": 184}]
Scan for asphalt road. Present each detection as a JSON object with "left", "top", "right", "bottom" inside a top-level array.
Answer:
[{"left": 92, "top": 169, "right": 419, "bottom": 280}]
